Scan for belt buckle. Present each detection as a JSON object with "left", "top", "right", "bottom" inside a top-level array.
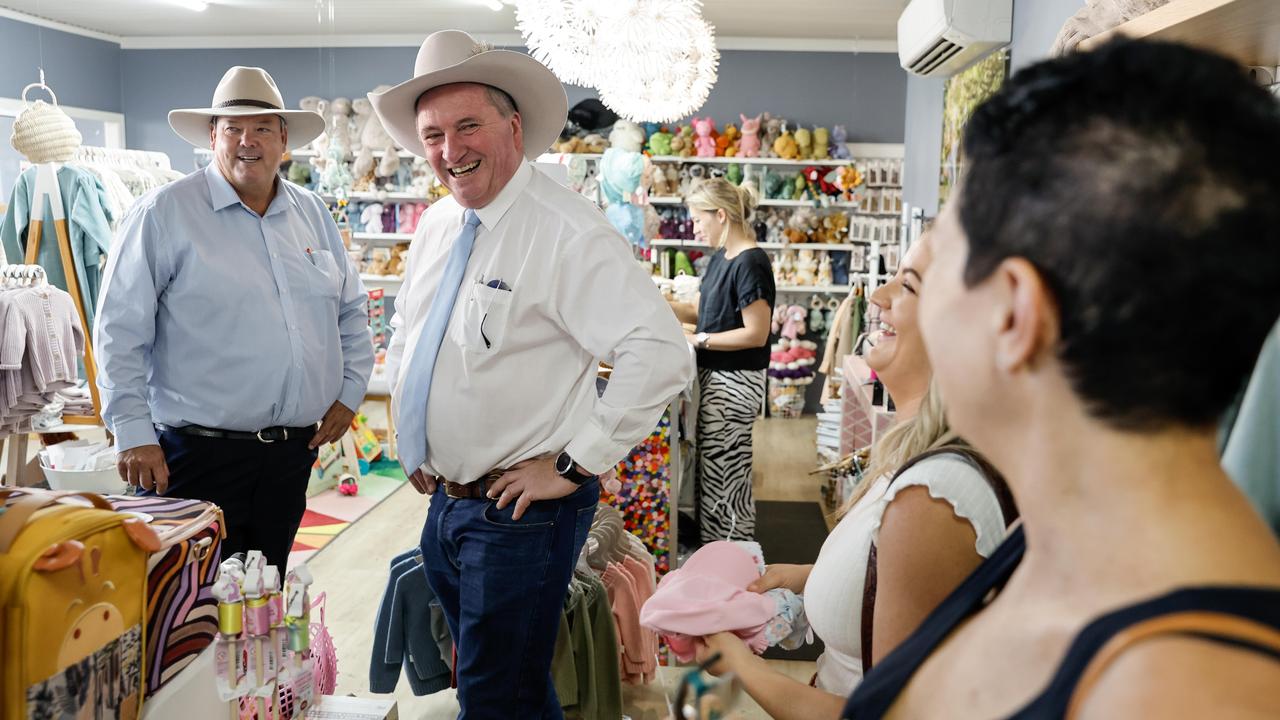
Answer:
[{"left": 256, "top": 427, "right": 290, "bottom": 443}]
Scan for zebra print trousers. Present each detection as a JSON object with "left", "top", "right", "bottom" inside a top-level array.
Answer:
[{"left": 695, "top": 367, "right": 766, "bottom": 544}]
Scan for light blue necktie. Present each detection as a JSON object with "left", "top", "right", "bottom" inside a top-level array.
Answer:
[{"left": 397, "top": 209, "right": 481, "bottom": 475}]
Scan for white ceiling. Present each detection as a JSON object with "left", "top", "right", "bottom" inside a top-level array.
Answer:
[{"left": 0, "top": 0, "right": 909, "bottom": 50}]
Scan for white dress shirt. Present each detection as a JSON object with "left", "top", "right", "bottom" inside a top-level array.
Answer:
[{"left": 387, "top": 161, "right": 693, "bottom": 483}]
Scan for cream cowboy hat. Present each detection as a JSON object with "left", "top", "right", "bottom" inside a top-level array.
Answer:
[
  {"left": 168, "top": 66, "right": 325, "bottom": 151},
  {"left": 369, "top": 30, "right": 568, "bottom": 160}
]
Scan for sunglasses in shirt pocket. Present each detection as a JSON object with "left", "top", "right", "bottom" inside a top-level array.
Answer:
[{"left": 452, "top": 280, "right": 512, "bottom": 354}]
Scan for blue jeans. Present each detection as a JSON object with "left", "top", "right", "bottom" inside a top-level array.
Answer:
[{"left": 421, "top": 478, "right": 600, "bottom": 719}]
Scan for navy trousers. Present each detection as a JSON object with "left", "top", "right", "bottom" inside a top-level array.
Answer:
[
  {"left": 155, "top": 429, "right": 317, "bottom": 570},
  {"left": 421, "top": 478, "right": 599, "bottom": 719}
]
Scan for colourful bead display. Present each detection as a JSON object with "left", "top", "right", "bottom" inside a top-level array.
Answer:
[{"left": 601, "top": 410, "right": 673, "bottom": 575}]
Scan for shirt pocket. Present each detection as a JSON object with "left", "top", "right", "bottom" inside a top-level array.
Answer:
[
  {"left": 450, "top": 282, "right": 513, "bottom": 354},
  {"left": 304, "top": 249, "right": 342, "bottom": 298}
]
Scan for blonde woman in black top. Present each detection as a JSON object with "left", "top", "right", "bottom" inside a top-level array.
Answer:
[{"left": 669, "top": 178, "right": 775, "bottom": 544}]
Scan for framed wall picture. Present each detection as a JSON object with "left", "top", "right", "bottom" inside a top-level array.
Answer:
[{"left": 939, "top": 49, "right": 1009, "bottom": 208}]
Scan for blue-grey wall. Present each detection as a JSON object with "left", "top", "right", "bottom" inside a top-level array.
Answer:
[
  {"left": 0, "top": 14, "right": 910, "bottom": 170},
  {"left": 0, "top": 17, "right": 121, "bottom": 112},
  {"left": 900, "top": 0, "right": 1086, "bottom": 217},
  {"left": 123, "top": 46, "right": 909, "bottom": 168},
  {"left": 1011, "top": 0, "right": 1083, "bottom": 71},
  {"left": 901, "top": 74, "right": 945, "bottom": 217}
]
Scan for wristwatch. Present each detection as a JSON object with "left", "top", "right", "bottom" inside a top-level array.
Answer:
[
  {"left": 695, "top": 332, "right": 710, "bottom": 350},
  {"left": 555, "top": 451, "right": 596, "bottom": 485}
]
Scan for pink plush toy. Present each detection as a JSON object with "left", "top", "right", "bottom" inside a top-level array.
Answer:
[
  {"left": 780, "top": 305, "right": 807, "bottom": 339},
  {"left": 398, "top": 202, "right": 428, "bottom": 234},
  {"left": 738, "top": 113, "right": 762, "bottom": 158},
  {"left": 693, "top": 117, "right": 717, "bottom": 158}
]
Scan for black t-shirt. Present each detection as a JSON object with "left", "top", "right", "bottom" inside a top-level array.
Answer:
[{"left": 696, "top": 247, "right": 776, "bottom": 371}]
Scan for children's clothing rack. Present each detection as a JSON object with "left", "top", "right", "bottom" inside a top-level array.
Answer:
[{"left": 23, "top": 161, "right": 103, "bottom": 425}]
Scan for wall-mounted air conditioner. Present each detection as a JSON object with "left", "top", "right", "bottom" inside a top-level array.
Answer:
[{"left": 898, "top": 0, "right": 1012, "bottom": 77}]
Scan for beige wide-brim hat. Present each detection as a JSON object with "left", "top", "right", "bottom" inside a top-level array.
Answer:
[
  {"left": 369, "top": 30, "right": 568, "bottom": 160},
  {"left": 169, "top": 66, "right": 326, "bottom": 151}
]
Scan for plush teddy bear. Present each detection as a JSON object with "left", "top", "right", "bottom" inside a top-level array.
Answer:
[
  {"left": 582, "top": 133, "right": 608, "bottom": 153},
  {"left": 794, "top": 127, "right": 813, "bottom": 160},
  {"left": 762, "top": 114, "right": 784, "bottom": 158},
  {"left": 830, "top": 125, "right": 852, "bottom": 160},
  {"left": 693, "top": 117, "right": 717, "bottom": 157},
  {"left": 672, "top": 126, "right": 695, "bottom": 157},
  {"left": 327, "top": 97, "right": 354, "bottom": 159},
  {"left": 773, "top": 124, "right": 799, "bottom": 160},
  {"left": 795, "top": 249, "right": 817, "bottom": 286},
  {"left": 738, "top": 113, "right": 762, "bottom": 158},
  {"left": 298, "top": 96, "right": 326, "bottom": 153},
  {"left": 647, "top": 128, "right": 673, "bottom": 157},
  {"left": 384, "top": 242, "right": 411, "bottom": 277},
  {"left": 609, "top": 120, "right": 646, "bottom": 153},
  {"left": 350, "top": 98, "right": 374, "bottom": 154},
  {"left": 717, "top": 123, "right": 740, "bottom": 157},
  {"left": 813, "top": 127, "right": 830, "bottom": 160}
]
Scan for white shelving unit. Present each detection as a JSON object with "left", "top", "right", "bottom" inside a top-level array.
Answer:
[
  {"left": 649, "top": 239, "right": 868, "bottom": 251},
  {"left": 320, "top": 191, "right": 424, "bottom": 202},
  {"left": 360, "top": 274, "right": 403, "bottom": 295},
  {"left": 352, "top": 232, "right": 413, "bottom": 244},
  {"left": 647, "top": 154, "right": 858, "bottom": 167}
]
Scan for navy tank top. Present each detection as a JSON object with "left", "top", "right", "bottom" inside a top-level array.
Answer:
[{"left": 842, "top": 526, "right": 1280, "bottom": 718}]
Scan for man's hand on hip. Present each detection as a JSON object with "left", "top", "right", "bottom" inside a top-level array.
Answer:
[
  {"left": 487, "top": 456, "right": 581, "bottom": 521},
  {"left": 118, "top": 445, "right": 170, "bottom": 494},
  {"left": 408, "top": 469, "right": 437, "bottom": 495},
  {"left": 310, "top": 401, "right": 356, "bottom": 449}
]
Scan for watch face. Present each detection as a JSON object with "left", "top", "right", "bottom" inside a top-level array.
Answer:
[{"left": 556, "top": 452, "right": 573, "bottom": 475}]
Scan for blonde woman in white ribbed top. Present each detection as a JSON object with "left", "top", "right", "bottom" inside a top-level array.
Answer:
[{"left": 692, "top": 231, "right": 1015, "bottom": 720}]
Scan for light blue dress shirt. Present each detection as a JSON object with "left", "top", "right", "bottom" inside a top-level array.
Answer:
[{"left": 94, "top": 164, "right": 374, "bottom": 452}]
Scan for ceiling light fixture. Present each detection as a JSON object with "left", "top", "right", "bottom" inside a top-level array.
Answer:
[
  {"left": 515, "top": 0, "right": 608, "bottom": 88},
  {"left": 592, "top": 1, "right": 720, "bottom": 122},
  {"left": 165, "top": 0, "right": 210, "bottom": 11}
]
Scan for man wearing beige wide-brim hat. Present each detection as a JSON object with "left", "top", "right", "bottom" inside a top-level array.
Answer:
[
  {"left": 370, "top": 30, "right": 692, "bottom": 717},
  {"left": 95, "top": 66, "right": 373, "bottom": 571}
]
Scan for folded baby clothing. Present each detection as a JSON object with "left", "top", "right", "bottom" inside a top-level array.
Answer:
[{"left": 639, "top": 540, "right": 812, "bottom": 661}]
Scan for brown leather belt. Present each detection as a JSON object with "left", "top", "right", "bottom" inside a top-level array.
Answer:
[{"left": 440, "top": 470, "right": 506, "bottom": 500}]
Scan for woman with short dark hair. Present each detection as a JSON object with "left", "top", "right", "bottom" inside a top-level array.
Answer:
[{"left": 844, "top": 39, "right": 1280, "bottom": 719}]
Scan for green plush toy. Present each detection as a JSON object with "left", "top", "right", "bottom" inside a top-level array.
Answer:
[
  {"left": 647, "top": 129, "right": 673, "bottom": 157},
  {"left": 287, "top": 161, "right": 312, "bottom": 187},
  {"left": 763, "top": 173, "right": 787, "bottom": 199},
  {"left": 813, "top": 127, "right": 830, "bottom": 160},
  {"left": 791, "top": 173, "right": 808, "bottom": 200},
  {"left": 726, "top": 163, "right": 744, "bottom": 186},
  {"left": 675, "top": 250, "right": 695, "bottom": 277}
]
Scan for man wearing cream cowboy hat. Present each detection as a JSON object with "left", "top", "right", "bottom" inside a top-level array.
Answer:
[
  {"left": 95, "top": 66, "right": 373, "bottom": 571},
  {"left": 371, "top": 30, "right": 691, "bottom": 717}
]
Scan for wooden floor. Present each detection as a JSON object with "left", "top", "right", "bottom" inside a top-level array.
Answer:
[
  {"left": 0, "top": 412, "right": 824, "bottom": 719},
  {"left": 310, "top": 415, "right": 824, "bottom": 719}
]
